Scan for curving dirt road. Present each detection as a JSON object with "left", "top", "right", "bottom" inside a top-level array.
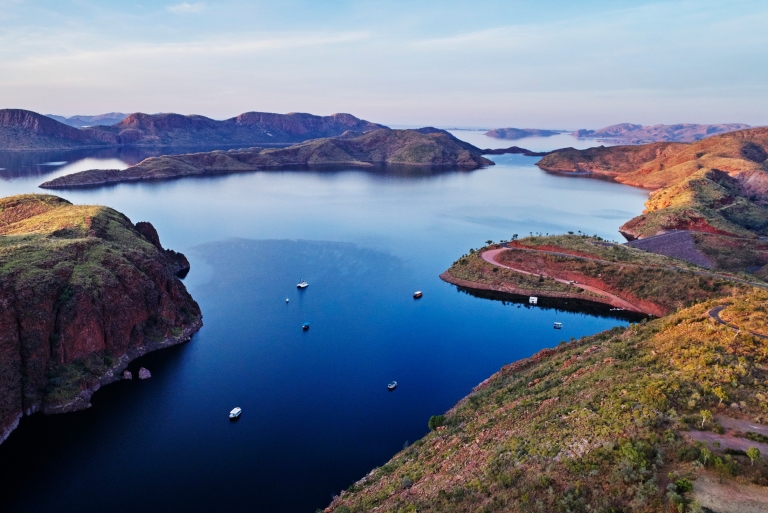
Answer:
[
  {"left": 481, "top": 248, "right": 650, "bottom": 314},
  {"left": 708, "top": 304, "right": 768, "bottom": 340}
]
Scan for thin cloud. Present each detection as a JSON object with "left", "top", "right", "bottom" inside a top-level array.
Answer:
[{"left": 167, "top": 3, "right": 205, "bottom": 14}]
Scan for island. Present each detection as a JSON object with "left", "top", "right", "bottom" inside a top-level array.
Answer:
[
  {"left": 39, "top": 128, "right": 494, "bottom": 189},
  {"left": 0, "top": 108, "right": 385, "bottom": 151},
  {"left": 0, "top": 194, "right": 202, "bottom": 444},
  {"left": 484, "top": 127, "right": 563, "bottom": 140}
]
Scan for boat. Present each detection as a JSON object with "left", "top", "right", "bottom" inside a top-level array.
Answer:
[
  {"left": 554, "top": 322, "right": 562, "bottom": 329},
  {"left": 297, "top": 277, "right": 308, "bottom": 288},
  {"left": 302, "top": 323, "right": 310, "bottom": 330},
  {"left": 387, "top": 381, "right": 398, "bottom": 390},
  {"left": 286, "top": 298, "right": 290, "bottom": 303},
  {"left": 529, "top": 296, "right": 538, "bottom": 304},
  {"left": 229, "top": 407, "right": 242, "bottom": 419},
  {"left": 413, "top": 291, "right": 423, "bottom": 299}
]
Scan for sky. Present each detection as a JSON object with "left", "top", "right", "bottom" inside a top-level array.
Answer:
[{"left": 0, "top": 0, "right": 766, "bottom": 128}]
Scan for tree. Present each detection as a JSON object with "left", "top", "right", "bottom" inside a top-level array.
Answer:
[
  {"left": 713, "top": 386, "right": 728, "bottom": 405},
  {"left": 747, "top": 447, "right": 761, "bottom": 466},
  {"left": 512, "top": 234, "right": 518, "bottom": 240},
  {"left": 700, "top": 409, "right": 713, "bottom": 428},
  {"left": 486, "top": 240, "right": 493, "bottom": 246}
]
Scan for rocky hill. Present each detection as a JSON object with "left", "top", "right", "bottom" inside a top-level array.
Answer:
[
  {"left": 0, "top": 109, "right": 385, "bottom": 150},
  {"left": 0, "top": 194, "right": 201, "bottom": 444},
  {"left": 46, "top": 112, "right": 129, "bottom": 128},
  {"left": 0, "top": 109, "right": 117, "bottom": 150},
  {"left": 537, "top": 127, "right": 768, "bottom": 240},
  {"left": 40, "top": 128, "right": 494, "bottom": 188},
  {"left": 573, "top": 122, "right": 751, "bottom": 144},
  {"left": 83, "top": 111, "right": 385, "bottom": 146},
  {"left": 484, "top": 128, "right": 563, "bottom": 140}
]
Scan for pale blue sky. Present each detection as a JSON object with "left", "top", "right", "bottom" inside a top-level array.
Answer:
[{"left": 0, "top": 0, "right": 766, "bottom": 128}]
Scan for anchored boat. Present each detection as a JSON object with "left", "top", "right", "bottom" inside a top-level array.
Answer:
[
  {"left": 229, "top": 407, "right": 242, "bottom": 419},
  {"left": 554, "top": 322, "right": 562, "bottom": 329},
  {"left": 413, "top": 291, "right": 423, "bottom": 299},
  {"left": 302, "top": 322, "right": 310, "bottom": 331},
  {"left": 387, "top": 381, "right": 398, "bottom": 391}
]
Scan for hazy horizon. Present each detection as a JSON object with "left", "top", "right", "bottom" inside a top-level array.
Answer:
[{"left": 1, "top": 0, "right": 766, "bottom": 127}]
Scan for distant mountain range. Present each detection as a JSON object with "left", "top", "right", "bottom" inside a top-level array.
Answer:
[
  {"left": 572, "top": 123, "right": 751, "bottom": 143},
  {"left": 0, "top": 109, "right": 386, "bottom": 150},
  {"left": 45, "top": 112, "right": 129, "bottom": 128}
]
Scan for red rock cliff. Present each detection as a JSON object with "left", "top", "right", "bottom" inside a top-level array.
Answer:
[{"left": 0, "top": 194, "right": 202, "bottom": 443}]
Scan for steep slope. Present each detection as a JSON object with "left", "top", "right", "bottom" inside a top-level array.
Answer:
[
  {"left": 40, "top": 128, "right": 494, "bottom": 188},
  {"left": 328, "top": 290, "right": 768, "bottom": 513},
  {"left": 574, "top": 123, "right": 751, "bottom": 143},
  {"left": 537, "top": 127, "right": 768, "bottom": 239},
  {"left": 0, "top": 194, "right": 201, "bottom": 443},
  {"left": 0, "top": 109, "right": 118, "bottom": 150},
  {"left": 83, "top": 111, "right": 385, "bottom": 146}
]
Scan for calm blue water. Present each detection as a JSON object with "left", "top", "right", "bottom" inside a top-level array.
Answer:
[{"left": 0, "top": 132, "right": 648, "bottom": 512}]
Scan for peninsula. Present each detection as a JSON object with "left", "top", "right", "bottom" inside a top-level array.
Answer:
[
  {"left": 327, "top": 128, "right": 768, "bottom": 513},
  {"left": 39, "top": 128, "right": 494, "bottom": 189},
  {"left": 0, "top": 194, "right": 202, "bottom": 444},
  {"left": 537, "top": 127, "right": 768, "bottom": 240},
  {"left": 0, "top": 109, "right": 385, "bottom": 151}
]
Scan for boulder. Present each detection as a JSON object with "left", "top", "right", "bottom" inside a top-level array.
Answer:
[
  {"left": 138, "top": 367, "right": 152, "bottom": 380},
  {"left": 122, "top": 370, "right": 132, "bottom": 380}
]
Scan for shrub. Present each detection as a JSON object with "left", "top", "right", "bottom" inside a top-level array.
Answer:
[{"left": 428, "top": 415, "right": 446, "bottom": 431}]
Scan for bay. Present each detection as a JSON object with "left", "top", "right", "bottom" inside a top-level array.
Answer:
[{"left": 0, "top": 131, "right": 647, "bottom": 512}]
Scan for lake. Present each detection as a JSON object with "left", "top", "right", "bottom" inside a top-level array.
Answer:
[{"left": 0, "top": 131, "right": 647, "bottom": 512}]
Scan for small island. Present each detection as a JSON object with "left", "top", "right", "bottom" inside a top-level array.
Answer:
[
  {"left": 39, "top": 128, "right": 494, "bottom": 189},
  {"left": 0, "top": 194, "right": 202, "bottom": 444},
  {"left": 484, "top": 127, "right": 563, "bottom": 140}
]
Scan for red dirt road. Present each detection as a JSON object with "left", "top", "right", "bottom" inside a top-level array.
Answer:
[{"left": 481, "top": 248, "right": 651, "bottom": 314}]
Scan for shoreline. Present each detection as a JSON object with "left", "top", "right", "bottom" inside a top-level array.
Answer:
[{"left": 0, "top": 315, "right": 203, "bottom": 445}]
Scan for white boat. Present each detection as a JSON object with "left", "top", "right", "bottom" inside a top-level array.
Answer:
[
  {"left": 413, "top": 291, "right": 423, "bottom": 299},
  {"left": 554, "top": 322, "right": 562, "bottom": 329},
  {"left": 297, "top": 279, "right": 308, "bottom": 288},
  {"left": 229, "top": 407, "right": 242, "bottom": 419},
  {"left": 286, "top": 298, "right": 290, "bottom": 303},
  {"left": 387, "top": 381, "right": 398, "bottom": 390},
  {"left": 529, "top": 296, "right": 538, "bottom": 304}
]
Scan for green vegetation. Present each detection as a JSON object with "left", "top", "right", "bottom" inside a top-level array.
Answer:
[{"left": 329, "top": 291, "right": 768, "bottom": 512}]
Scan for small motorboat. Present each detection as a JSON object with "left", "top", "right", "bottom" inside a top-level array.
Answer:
[
  {"left": 229, "top": 407, "right": 242, "bottom": 419},
  {"left": 286, "top": 298, "right": 290, "bottom": 303},
  {"left": 529, "top": 296, "right": 538, "bottom": 304},
  {"left": 553, "top": 322, "right": 562, "bottom": 329},
  {"left": 387, "top": 381, "right": 398, "bottom": 391},
  {"left": 413, "top": 291, "right": 423, "bottom": 299},
  {"left": 302, "top": 323, "right": 310, "bottom": 331},
  {"left": 297, "top": 278, "right": 308, "bottom": 289}
]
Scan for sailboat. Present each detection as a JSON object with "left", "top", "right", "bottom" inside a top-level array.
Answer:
[{"left": 297, "top": 275, "right": 308, "bottom": 288}]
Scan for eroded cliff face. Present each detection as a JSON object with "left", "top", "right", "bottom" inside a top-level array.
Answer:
[{"left": 0, "top": 194, "right": 202, "bottom": 443}]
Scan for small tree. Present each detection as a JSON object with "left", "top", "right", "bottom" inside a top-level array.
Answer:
[
  {"left": 512, "top": 234, "right": 518, "bottom": 241},
  {"left": 486, "top": 240, "right": 493, "bottom": 246},
  {"left": 700, "top": 447, "right": 712, "bottom": 466},
  {"left": 700, "top": 409, "right": 713, "bottom": 428},
  {"left": 747, "top": 446, "right": 761, "bottom": 466},
  {"left": 713, "top": 386, "right": 728, "bottom": 405}
]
